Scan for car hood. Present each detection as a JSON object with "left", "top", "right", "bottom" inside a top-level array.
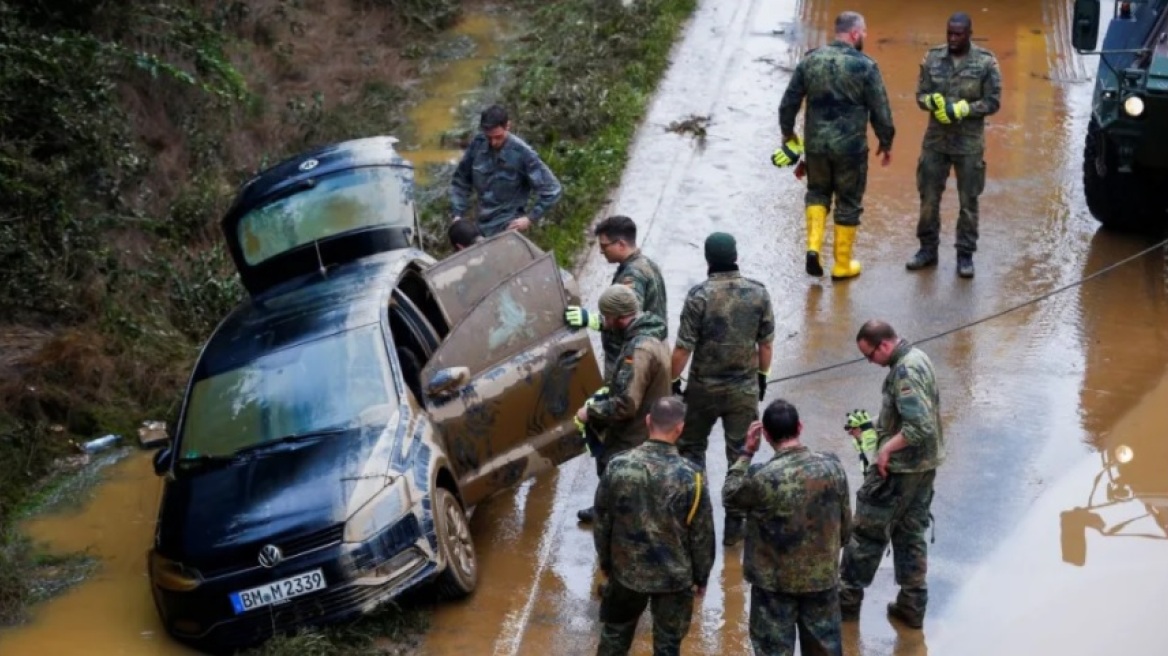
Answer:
[{"left": 156, "top": 421, "right": 403, "bottom": 573}]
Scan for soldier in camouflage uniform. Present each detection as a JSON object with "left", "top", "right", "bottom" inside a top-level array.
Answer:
[
  {"left": 724, "top": 399, "right": 851, "bottom": 656},
  {"left": 450, "top": 104, "right": 563, "bottom": 237},
  {"left": 671, "top": 232, "right": 774, "bottom": 546},
  {"left": 906, "top": 12, "right": 1002, "bottom": 278},
  {"left": 778, "top": 11, "right": 895, "bottom": 280},
  {"left": 839, "top": 320, "right": 944, "bottom": 630},
  {"left": 594, "top": 396, "right": 715, "bottom": 656},
  {"left": 565, "top": 215, "right": 668, "bottom": 377},
  {"left": 576, "top": 285, "right": 673, "bottom": 524}
]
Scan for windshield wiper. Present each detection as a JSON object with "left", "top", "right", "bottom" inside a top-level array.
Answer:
[
  {"left": 228, "top": 427, "right": 350, "bottom": 459},
  {"left": 176, "top": 427, "right": 349, "bottom": 468}
]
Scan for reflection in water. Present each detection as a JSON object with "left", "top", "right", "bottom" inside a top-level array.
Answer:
[{"left": 1063, "top": 230, "right": 1168, "bottom": 566}]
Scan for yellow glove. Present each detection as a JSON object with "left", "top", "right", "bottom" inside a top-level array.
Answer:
[
  {"left": 931, "top": 93, "right": 971, "bottom": 124},
  {"left": 771, "top": 137, "right": 804, "bottom": 168}
]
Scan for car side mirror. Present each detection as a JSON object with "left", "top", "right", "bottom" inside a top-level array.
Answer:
[
  {"left": 1071, "top": 0, "right": 1100, "bottom": 52},
  {"left": 153, "top": 447, "right": 173, "bottom": 477},
  {"left": 426, "top": 366, "right": 470, "bottom": 398}
]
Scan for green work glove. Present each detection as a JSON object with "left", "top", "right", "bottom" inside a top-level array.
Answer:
[
  {"left": 845, "top": 409, "right": 879, "bottom": 472},
  {"left": 921, "top": 93, "right": 940, "bottom": 111},
  {"left": 930, "top": 93, "right": 952, "bottom": 124},
  {"left": 564, "top": 306, "right": 601, "bottom": 331},
  {"left": 770, "top": 137, "right": 804, "bottom": 168}
]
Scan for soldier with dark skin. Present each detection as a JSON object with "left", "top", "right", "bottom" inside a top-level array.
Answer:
[
  {"left": 724, "top": 399, "right": 851, "bottom": 656},
  {"left": 777, "top": 11, "right": 895, "bottom": 280},
  {"left": 593, "top": 396, "right": 715, "bottom": 656},
  {"left": 575, "top": 285, "right": 673, "bottom": 524},
  {"left": 906, "top": 12, "right": 1002, "bottom": 278},
  {"left": 450, "top": 104, "right": 563, "bottom": 237},
  {"left": 839, "top": 320, "right": 945, "bottom": 629},
  {"left": 565, "top": 215, "right": 668, "bottom": 377},
  {"left": 671, "top": 232, "right": 774, "bottom": 546}
]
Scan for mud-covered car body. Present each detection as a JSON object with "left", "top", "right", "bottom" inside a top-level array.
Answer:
[{"left": 148, "top": 137, "right": 601, "bottom": 652}]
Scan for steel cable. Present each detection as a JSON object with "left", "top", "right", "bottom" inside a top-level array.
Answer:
[{"left": 765, "top": 237, "right": 1168, "bottom": 385}]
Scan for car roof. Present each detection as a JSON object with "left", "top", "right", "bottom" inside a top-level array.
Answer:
[{"left": 195, "top": 248, "right": 432, "bottom": 378}]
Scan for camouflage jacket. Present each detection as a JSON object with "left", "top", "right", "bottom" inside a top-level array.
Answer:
[
  {"left": 676, "top": 271, "right": 774, "bottom": 393},
  {"left": 916, "top": 44, "right": 1002, "bottom": 155},
  {"left": 594, "top": 440, "right": 716, "bottom": 593},
  {"left": 723, "top": 446, "right": 851, "bottom": 593},
  {"left": 601, "top": 250, "right": 668, "bottom": 375},
  {"left": 879, "top": 341, "right": 945, "bottom": 472},
  {"left": 587, "top": 313, "right": 672, "bottom": 453},
  {"left": 450, "top": 133, "right": 563, "bottom": 236},
  {"left": 778, "top": 40, "right": 895, "bottom": 155}
]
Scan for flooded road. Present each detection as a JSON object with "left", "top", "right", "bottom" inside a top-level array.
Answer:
[
  {"left": 424, "top": 0, "right": 1166, "bottom": 655},
  {"left": 3, "top": 0, "right": 1166, "bottom": 654}
]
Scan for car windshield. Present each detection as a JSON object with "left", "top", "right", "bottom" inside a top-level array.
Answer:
[
  {"left": 179, "top": 324, "right": 395, "bottom": 459},
  {"left": 237, "top": 166, "right": 415, "bottom": 265}
]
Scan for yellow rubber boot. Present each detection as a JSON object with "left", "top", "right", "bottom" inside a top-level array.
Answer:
[
  {"left": 831, "top": 224, "right": 862, "bottom": 279},
  {"left": 805, "top": 205, "right": 827, "bottom": 277}
]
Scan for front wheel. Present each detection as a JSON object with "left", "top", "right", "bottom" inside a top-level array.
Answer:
[
  {"left": 433, "top": 487, "right": 477, "bottom": 598},
  {"left": 1083, "top": 118, "right": 1164, "bottom": 232}
]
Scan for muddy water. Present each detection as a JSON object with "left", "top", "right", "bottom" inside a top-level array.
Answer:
[
  {"left": 0, "top": 451, "right": 195, "bottom": 655},
  {"left": 399, "top": 13, "right": 506, "bottom": 176},
  {"left": 425, "top": 0, "right": 1167, "bottom": 655}
]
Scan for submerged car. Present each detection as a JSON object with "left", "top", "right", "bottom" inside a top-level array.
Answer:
[{"left": 148, "top": 136, "right": 601, "bottom": 652}]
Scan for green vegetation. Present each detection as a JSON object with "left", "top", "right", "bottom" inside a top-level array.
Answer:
[
  {"left": 0, "top": 0, "right": 696, "bottom": 645},
  {"left": 239, "top": 602, "right": 429, "bottom": 656}
]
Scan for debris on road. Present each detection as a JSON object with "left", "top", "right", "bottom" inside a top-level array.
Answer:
[{"left": 137, "top": 420, "right": 169, "bottom": 449}]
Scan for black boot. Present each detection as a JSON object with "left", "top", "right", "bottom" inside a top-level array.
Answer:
[
  {"left": 956, "top": 252, "right": 975, "bottom": 278},
  {"left": 905, "top": 248, "right": 938, "bottom": 271},
  {"left": 577, "top": 507, "right": 595, "bottom": 523}
]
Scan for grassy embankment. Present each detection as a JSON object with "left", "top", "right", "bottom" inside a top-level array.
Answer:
[{"left": 0, "top": 0, "right": 695, "bottom": 650}]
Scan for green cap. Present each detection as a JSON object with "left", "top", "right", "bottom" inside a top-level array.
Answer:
[{"left": 704, "top": 232, "right": 738, "bottom": 265}]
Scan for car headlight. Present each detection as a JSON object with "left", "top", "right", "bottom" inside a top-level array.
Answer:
[
  {"left": 344, "top": 479, "right": 412, "bottom": 543},
  {"left": 149, "top": 551, "right": 202, "bottom": 591},
  {"left": 1123, "top": 95, "right": 1145, "bottom": 117},
  {"left": 1114, "top": 444, "right": 1134, "bottom": 464}
]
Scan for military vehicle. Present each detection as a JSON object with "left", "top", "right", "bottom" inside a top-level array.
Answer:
[{"left": 1072, "top": 0, "right": 1168, "bottom": 231}]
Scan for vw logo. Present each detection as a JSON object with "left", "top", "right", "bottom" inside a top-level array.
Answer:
[
  {"left": 258, "top": 544, "right": 283, "bottom": 568},
  {"left": 298, "top": 158, "right": 319, "bottom": 171}
]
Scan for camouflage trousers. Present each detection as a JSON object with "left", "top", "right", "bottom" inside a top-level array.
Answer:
[
  {"left": 677, "top": 385, "right": 757, "bottom": 468},
  {"left": 915, "top": 148, "right": 986, "bottom": 254},
  {"left": 597, "top": 578, "right": 694, "bottom": 656},
  {"left": 839, "top": 469, "right": 936, "bottom": 616},
  {"left": 749, "top": 586, "right": 842, "bottom": 656},
  {"left": 804, "top": 151, "right": 869, "bottom": 226}
]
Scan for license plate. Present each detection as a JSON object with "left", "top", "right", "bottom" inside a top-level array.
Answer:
[{"left": 229, "top": 569, "right": 326, "bottom": 614}]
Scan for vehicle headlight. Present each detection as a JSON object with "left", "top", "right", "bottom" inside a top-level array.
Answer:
[
  {"left": 149, "top": 551, "right": 202, "bottom": 592},
  {"left": 1114, "top": 444, "right": 1134, "bottom": 464},
  {"left": 344, "top": 479, "right": 412, "bottom": 543},
  {"left": 1123, "top": 95, "right": 1145, "bottom": 117}
]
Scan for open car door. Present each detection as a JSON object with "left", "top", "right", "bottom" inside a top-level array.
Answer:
[{"left": 419, "top": 253, "right": 602, "bottom": 505}]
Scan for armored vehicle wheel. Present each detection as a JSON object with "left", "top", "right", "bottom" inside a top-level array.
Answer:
[
  {"left": 434, "top": 487, "right": 477, "bottom": 598},
  {"left": 1083, "top": 118, "right": 1162, "bottom": 233}
]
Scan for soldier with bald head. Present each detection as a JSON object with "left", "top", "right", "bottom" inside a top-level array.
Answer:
[{"left": 778, "top": 11, "right": 896, "bottom": 281}]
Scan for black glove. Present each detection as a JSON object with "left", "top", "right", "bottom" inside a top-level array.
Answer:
[
  {"left": 672, "top": 378, "right": 685, "bottom": 398},
  {"left": 757, "top": 371, "right": 769, "bottom": 401}
]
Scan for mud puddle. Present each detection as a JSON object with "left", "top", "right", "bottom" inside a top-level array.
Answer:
[{"left": 399, "top": 12, "right": 507, "bottom": 177}]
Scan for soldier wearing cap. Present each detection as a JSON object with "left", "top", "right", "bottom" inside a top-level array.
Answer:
[
  {"left": 671, "top": 232, "right": 775, "bottom": 546},
  {"left": 575, "top": 284, "right": 672, "bottom": 524}
]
